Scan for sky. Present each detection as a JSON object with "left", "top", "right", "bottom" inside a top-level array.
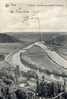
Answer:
[{"left": 0, "top": 0, "right": 67, "bottom": 33}]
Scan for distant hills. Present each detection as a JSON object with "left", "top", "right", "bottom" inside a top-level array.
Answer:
[
  {"left": 0, "top": 32, "right": 67, "bottom": 45},
  {"left": 0, "top": 34, "right": 20, "bottom": 43},
  {"left": 44, "top": 34, "right": 67, "bottom": 48}
]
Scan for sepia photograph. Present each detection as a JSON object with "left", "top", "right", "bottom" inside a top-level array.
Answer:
[
  {"left": 0, "top": 0, "right": 67, "bottom": 99},
  {"left": 0, "top": 32, "right": 66, "bottom": 99}
]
